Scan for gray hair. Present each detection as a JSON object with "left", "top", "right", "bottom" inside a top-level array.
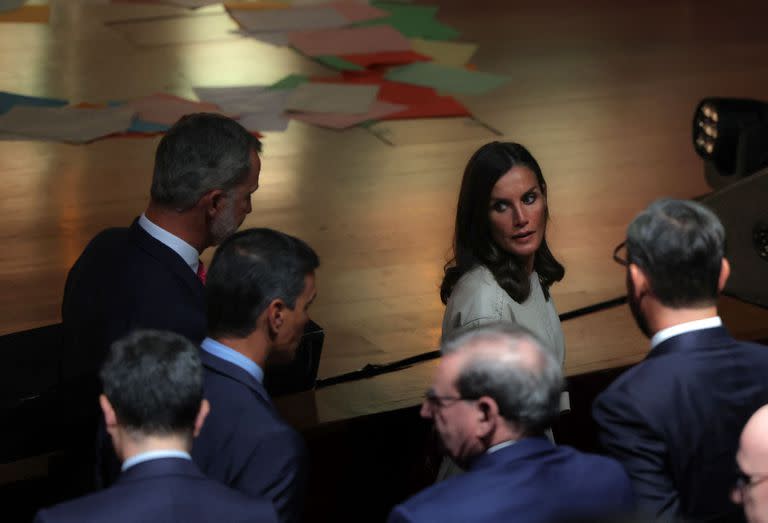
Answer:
[
  {"left": 442, "top": 322, "right": 563, "bottom": 435},
  {"left": 150, "top": 113, "right": 261, "bottom": 210},
  {"left": 626, "top": 198, "right": 725, "bottom": 307}
]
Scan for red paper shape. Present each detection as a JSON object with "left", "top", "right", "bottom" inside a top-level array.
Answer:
[
  {"left": 313, "top": 71, "right": 470, "bottom": 120},
  {"left": 339, "top": 50, "right": 430, "bottom": 68}
]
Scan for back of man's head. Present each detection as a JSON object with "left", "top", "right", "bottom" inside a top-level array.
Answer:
[
  {"left": 442, "top": 322, "right": 563, "bottom": 436},
  {"left": 626, "top": 198, "right": 726, "bottom": 308},
  {"left": 100, "top": 330, "right": 203, "bottom": 438},
  {"left": 207, "top": 228, "right": 320, "bottom": 339},
  {"left": 151, "top": 113, "right": 261, "bottom": 210}
]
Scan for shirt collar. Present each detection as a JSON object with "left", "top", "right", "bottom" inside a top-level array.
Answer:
[
  {"left": 201, "top": 337, "right": 264, "bottom": 384},
  {"left": 122, "top": 449, "right": 191, "bottom": 472},
  {"left": 651, "top": 316, "right": 723, "bottom": 349},
  {"left": 486, "top": 439, "right": 516, "bottom": 455},
  {"left": 138, "top": 213, "right": 200, "bottom": 272}
]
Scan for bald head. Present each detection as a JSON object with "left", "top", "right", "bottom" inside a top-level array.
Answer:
[
  {"left": 441, "top": 322, "right": 563, "bottom": 434},
  {"left": 739, "top": 405, "right": 768, "bottom": 472},
  {"left": 734, "top": 405, "right": 768, "bottom": 523}
]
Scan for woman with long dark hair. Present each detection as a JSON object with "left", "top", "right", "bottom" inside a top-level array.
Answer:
[{"left": 441, "top": 141, "right": 566, "bottom": 365}]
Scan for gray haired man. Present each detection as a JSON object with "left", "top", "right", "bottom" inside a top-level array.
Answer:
[
  {"left": 593, "top": 198, "right": 768, "bottom": 521},
  {"left": 388, "top": 323, "right": 634, "bottom": 523},
  {"left": 63, "top": 113, "right": 261, "bottom": 378},
  {"left": 61, "top": 113, "right": 261, "bottom": 488}
]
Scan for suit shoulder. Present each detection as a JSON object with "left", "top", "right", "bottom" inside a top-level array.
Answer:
[
  {"left": 196, "top": 478, "right": 279, "bottom": 521},
  {"left": 80, "top": 227, "right": 135, "bottom": 252},
  {"left": 564, "top": 446, "right": 631, "bottom": 481},
  {"left": 203, "top": 372, "right": 299, "bottom": 442},
  {"left": 33, "top": 489, "right": 126, "bottom": 523}
]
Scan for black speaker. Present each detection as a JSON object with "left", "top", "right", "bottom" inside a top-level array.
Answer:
[
  {"left": 264, "top": 319, "right": 325, "bottom": 397},
  {"left": 702, "top": 167, "right": 768, "bottom": 309}
]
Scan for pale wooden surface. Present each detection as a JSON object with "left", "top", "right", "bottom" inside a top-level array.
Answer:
[{"left": 2, "top": 0, "right": 768, "bottom": 401}]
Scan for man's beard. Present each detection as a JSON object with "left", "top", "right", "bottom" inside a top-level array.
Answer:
[
  {"left": 627, "top": 273, "right": 653, "bottom": 338},
  {"left": 210, "top": 200, "right": 239, "bottom": 246}
]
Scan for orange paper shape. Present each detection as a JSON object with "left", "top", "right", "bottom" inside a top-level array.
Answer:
[{"left": 0, "top": 5, "right": 49, "bottom": 23}]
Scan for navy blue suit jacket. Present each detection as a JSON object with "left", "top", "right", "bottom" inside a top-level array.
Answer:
[
  {"left": 34, "top": 457, "right": 278, "bottom": 523},
  {"left": 388, "top": 437, "right": 634, "bottom": 523},
  {"left": 191, "top": 350, "right": 308, "bottom": 523},
  {"left": 62, "top": 219, "right": 206, "bottom": 379},
  {"left": 593, "top": 326, "right": 768, "bottom": 521}
]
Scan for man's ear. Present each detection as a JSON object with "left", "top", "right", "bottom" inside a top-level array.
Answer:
[
  {"left": 100, "top": 394, "right": 118, "bottom": 430},
  {"left": 475, "top": 396, "right": 499, "bottom": 439},
  {"left": 198, "top": 189, "right": 226, "bottom": 218},
  {"left": 193, "top": 399, "right": 210, "bottom": 438},
  {"left": 718, "top": 258, "right": 731, "bottom": 292},
  {"left": 629, "top": 263, "right": 650, "bottom": 299},
  {"left": 265, "top": 298, "right": 287, "bottom": 338}
]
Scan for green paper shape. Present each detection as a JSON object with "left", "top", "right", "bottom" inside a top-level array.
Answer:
[
  {"left": 385, "top": 62, "right": 508, "bottom": 95},
  {"left": 315, "top": 55, "right": 365, "bottom": 72},
  {"left": 358, "top": 2, "right": 460, "bottom": 40},
  {"left": 267, "top": 74, "right": 309, "bottom": 91}
]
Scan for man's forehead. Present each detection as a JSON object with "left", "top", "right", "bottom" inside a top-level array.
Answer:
[{"left": 434, "top": 353, "right": 463, "bottom": 389}]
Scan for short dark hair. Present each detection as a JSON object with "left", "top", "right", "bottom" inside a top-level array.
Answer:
[
  {"left": 627, "top": 198, "right": 726, "bottom": 308},
  {"left": 151, "top": 113, "right": 261, "bottom": 210},
  {"left": 100, "top": 330, "right": 203, "bottom": 437},
  {"left": 207, "top": 228, "right": 320, "bottom": 338},
  {"left": 442, "top": 322, "right": 563, "bottom": 435},
  {"left": 441, "top": 141, "right": 564, "bottom": 304}
]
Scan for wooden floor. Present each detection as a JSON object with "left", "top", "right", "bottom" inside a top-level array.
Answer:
[{"left": 3, "top": 0, "right": 768, "bottom": 422}]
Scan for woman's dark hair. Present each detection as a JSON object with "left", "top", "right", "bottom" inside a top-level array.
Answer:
[{"left": 440, "top": 142, "right": 564, "bottom": 304}]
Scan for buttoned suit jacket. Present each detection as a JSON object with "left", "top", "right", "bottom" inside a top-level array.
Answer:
[
  {"left": 34, "top": 457, "right": 278, "bottom": 523},
  {"left": 191, "top": 350, "right": 309, "bottom": 523},
  {"left": 593, "top": 326, "right": 768, "bottom": 521}
]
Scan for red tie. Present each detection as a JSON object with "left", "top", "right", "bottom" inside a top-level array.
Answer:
[{"left": 196, "top": 260, "right": 207, "bottom": 285}]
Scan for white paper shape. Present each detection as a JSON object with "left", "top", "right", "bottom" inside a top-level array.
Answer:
[{"left": 285, "top": 83, "right": 379, "bottom": 114}]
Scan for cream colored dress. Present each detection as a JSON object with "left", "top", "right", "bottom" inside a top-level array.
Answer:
[
  {"left": 442, "top": 265, "right": 565, "bottom": 367},
  {"left": 436, "top": 265, "right": 568, "bottom": 481}
]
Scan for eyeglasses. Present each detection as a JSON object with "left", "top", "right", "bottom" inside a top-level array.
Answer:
[
  {"left": 423, "top": 389, "right": 474, "bottom": 409},
  {"left": 613, "top": 241, "right": 628, "bottom": 267},
  {"left": 735, "top": 470, "right": 768, "bottom": 492}
]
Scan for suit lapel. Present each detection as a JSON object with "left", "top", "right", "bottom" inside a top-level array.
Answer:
[
  {"left": 128, "top": 218, "right": 204, "bottom": 300},
  {"left": 201, "top": 350, "right": 274, "bottom": 409}
]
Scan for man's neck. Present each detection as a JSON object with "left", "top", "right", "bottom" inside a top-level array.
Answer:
[
  {"left": 144, "top": 202, "right": 206, "bottom": 253},
  {"left": 650, "top": 304, "right": 719, "bottom": 334},
  {"left": 120, "top": 434, "right": 190, "bottom": 463},
  {"left": 213, "top": 333, "right": 269, "bottom": 368}
]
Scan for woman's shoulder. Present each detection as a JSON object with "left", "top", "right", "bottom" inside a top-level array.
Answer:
[
  {"left": 446, "top": 265, "right": 505, "bottom": 314},
  {"left": 453, "top": 264, "right": 497, "bottom": 290}
]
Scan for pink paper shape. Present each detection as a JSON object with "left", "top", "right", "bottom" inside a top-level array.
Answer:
[
  {"left": 289, "top": 100, "right": 407, "bottom": 129},
  {"left": 289, "top": 25, "right": 410, "bottom": 57},
  {"left": 128, "top": 93, "right": 226, "bottom": 125},
  {"left": 331, "top": 2, "right": 388, "bottom": 23}
]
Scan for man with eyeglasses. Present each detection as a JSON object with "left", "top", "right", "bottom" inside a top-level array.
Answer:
[
  {"left": 593, "top": 198, "right": 768, "bottom": 522},
  {"left": 388, "top": 322, "right": 634, "bottom": 523},
  {"left": 733, "top": 405, "right": 768, "bottom": 523}
]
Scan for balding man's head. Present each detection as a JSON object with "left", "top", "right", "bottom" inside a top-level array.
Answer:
[
  {"left": 442, "top": 322, "right": 563, "bottom": 434},
  {"left": 734, "top": 405, "right": 768, "bottom": 523},
  {"left": 422, "top": 323, "right": 563, "bottom": 466}
]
